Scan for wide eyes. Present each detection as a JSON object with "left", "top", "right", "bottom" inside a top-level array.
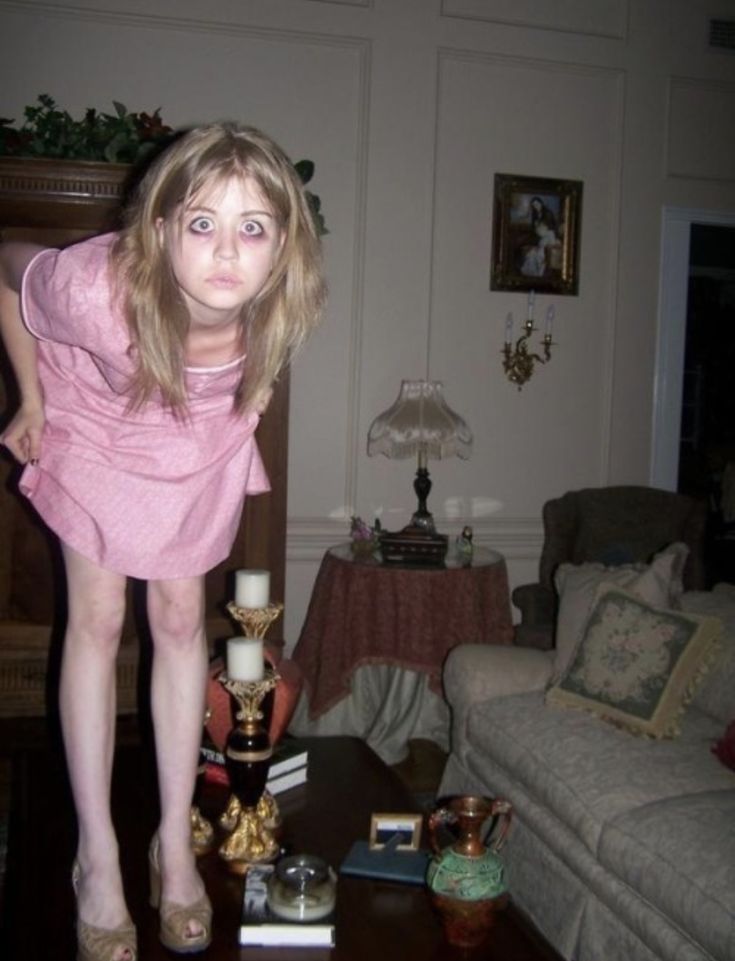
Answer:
[
  {"left": 242, "top": 220, "right": 264, "bottom": 237},
  {"left": 186, "top": 216, "right": 265, "bottom": 238},
  {"left": 189, "top": 216, "right": 214, "bottom": 234}
]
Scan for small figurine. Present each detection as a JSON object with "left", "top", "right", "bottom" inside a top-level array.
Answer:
[
  {"left": 350, "top": 515, "right": 374, "bottom": 541},
  {"left": 349, "top": 515, "right": 381, "bottom": 557},
  {"left": 456, "top": 525, "right": 474, "bottom": 565}
]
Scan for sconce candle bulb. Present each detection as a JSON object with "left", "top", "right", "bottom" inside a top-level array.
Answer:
[
  {"left": 505, "top": 312, "right": 513, "bottom": 345},
  {"left": 545, "top": 304, "right": 555, "bottom": 337}
]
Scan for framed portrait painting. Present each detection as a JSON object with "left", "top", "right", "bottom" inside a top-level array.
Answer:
[{"left": 490, "top": 174, "right": 583, "bottom": 295}]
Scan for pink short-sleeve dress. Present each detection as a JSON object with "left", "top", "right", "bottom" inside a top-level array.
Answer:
[{"left": 18, "top": 233, "right": 270, "bottom": 580}]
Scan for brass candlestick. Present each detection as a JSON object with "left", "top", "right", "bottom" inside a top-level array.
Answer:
[
  {"left": 502, "top": 319, "right": 553, "bottom": 389},
  {"left": 221, "top": 598, "right": 285, "bottom": 830},
  {"left": 217, "top": 669, "right": 282, "bottom": 874},
  {"left": 226, "top": 600, "right": 284, "bottom": 639}
]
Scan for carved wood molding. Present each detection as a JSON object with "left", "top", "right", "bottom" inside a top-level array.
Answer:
[{"left": 0, "top": 156, "right": 132, "bottom": 231}]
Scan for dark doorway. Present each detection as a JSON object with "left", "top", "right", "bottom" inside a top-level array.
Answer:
[{"left": 678, "top": 224, "right": 735, "bottom": 584}]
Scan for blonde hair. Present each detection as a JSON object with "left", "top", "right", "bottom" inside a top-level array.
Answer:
[{"left": 112, "top": 122, "right": 326, "bottom": 414}]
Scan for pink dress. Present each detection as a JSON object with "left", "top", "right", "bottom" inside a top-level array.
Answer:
[{"left": 19, "top": 233, "right": 270, "bottom": 580}]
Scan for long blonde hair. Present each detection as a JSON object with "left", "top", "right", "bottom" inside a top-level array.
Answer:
[{"left": 112, "top": 122, "right": 326, "bottom": 414}]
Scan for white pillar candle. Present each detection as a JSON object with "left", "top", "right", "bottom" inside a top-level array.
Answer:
[
  {"left": 505, "top": 312, "right": 513, "bottom": 344},
  {"left": 226, "top": 637, "right": 264, "bottom": 682},
  {"left": 234, "top": 569, "right": 270, "bottom": 608},
  {"left": 527, "top": 290, "right": 535, "bottom": 320}
]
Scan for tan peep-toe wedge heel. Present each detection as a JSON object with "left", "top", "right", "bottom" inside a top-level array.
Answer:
[
  {"left": 149, "top": 835, "right": 212, "bottom": 954},
  {"left": 72, "top": 861, "right": 137, "bottom": 961}
]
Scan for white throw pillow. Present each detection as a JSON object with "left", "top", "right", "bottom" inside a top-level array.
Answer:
[{"left": 552, "top": 541, "right": 690, "bottom": 681}]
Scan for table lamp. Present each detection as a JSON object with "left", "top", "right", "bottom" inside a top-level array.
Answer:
[{"left": 367, "top": 379, "right": 472, "bottom": 563}]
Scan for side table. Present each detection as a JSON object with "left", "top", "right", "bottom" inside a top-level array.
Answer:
[{"left": 289, "top": 544, "right": 513, "bottom": 760}]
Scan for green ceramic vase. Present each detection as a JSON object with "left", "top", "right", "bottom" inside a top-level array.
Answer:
[{"left": 426, "top": 795, "right": 512, "bottom": 947}]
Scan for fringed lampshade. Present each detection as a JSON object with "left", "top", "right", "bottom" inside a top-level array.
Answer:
[{"left": 367, "top": 380, "right": 472, "bottom": 537}]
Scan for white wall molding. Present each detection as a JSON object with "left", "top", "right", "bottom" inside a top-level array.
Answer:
[
  {"left": 435, "top": 42, "right": 627, "bottom": 82},
  {"left": 439, "top": 0, "right": 629, "bottom": 41},
  {"left": 302, "top": 0, "right": 371, "bottom": 7},
  {"left": 341, "top": 49, "right": 372, "bottom": 518},
  {"left": 666, "top": 75, "right": 735, "bottom": 184},
  {"left": 0, "top": 0, "right": 368, "bottom": 49}
]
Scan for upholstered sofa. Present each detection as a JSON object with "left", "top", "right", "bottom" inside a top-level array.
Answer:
[{"left": 440, "top": 558, "right": 735, "bottom": 961}]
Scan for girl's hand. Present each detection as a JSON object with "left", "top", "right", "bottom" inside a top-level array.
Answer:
[{"left": 0, "top": 402, "right": 45, "bottom": 464}]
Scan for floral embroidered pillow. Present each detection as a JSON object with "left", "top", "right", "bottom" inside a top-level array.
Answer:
[
  {"left": 552, "top": 542, "right": 690, "bottom": 683},
  {"left": 547, "top": 585, "right": 721, "bottom": 737}
]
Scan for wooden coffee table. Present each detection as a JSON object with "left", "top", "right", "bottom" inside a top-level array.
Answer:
[{"left": 2, "top": 733, "right": 561, "bottom": 960}]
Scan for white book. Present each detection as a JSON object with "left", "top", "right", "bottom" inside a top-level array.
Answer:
[
  {"left": 201, "top": 755, "right": 307, "bottom": 795},
  {"left": 269, "top": 742, "right": 309, "bottom": 778},
  {"left": 267, "top": 763, "right": 307, "bottom": 796},
  {"left": 239, "top": 864, "right": 335, "bottom": 947}
]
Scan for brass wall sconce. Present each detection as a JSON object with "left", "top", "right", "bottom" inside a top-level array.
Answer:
[{"left": 502, "top": 292, "right": 555, "bottom": 389}]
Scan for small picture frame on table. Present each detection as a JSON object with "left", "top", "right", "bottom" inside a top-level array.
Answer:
[
  {"left": 369, "top": 813, "right": 423, "bottom": 851},
  {"left": 490, "top": 172, "right": 583, "bottom": 295}
]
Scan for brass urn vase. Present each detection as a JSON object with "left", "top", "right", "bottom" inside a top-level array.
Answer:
[{"left": 427, "top": 795, "right": 512, "bottom": 948}]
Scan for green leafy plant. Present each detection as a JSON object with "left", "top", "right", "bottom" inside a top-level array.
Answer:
[
  {"left": 0, "top": 95, "right": 327, "bottom": 233},
  {"left": 0, "top": 94, "right": 172, "bottom": 163},
  {"left": 294, "top": 159, "right": 327, "bottom": 236}
]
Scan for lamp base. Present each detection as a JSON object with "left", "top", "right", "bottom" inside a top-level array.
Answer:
[{"left": 379, "top": 525, "right": 448, "bottom": 566}]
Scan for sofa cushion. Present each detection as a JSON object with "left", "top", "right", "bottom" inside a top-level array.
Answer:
[
  {"left": 683, "top": 586, "right": 735, "bottom": 726},
  {"left": 465, "top": 690, "right": 733, "bottom": 856},
  {"left": 553, "top": 542, "right": 689, "bottom": 680},
  {"left": 546, "top": 586, "right": 721, "bottom": 737},
  {"left": 599, "top": 790, "right": 735, "bottom": 961}
]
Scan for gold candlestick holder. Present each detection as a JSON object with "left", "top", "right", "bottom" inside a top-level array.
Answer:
[
  {"left": 217, "top": 670, "right": 282, "bottom": 874},
  {"left": 502, "top": 319, "right": 553, "bottom": 389},
  {"left": 226, "top": 600, "right": 284, "bottom": 639},
  {"left": 221, "top": 598, "right": 285, "bottom": 833}
]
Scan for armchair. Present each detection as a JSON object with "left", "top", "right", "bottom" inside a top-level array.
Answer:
[{"left": 513, "top": 485, "right": 708, "bottom": 650}]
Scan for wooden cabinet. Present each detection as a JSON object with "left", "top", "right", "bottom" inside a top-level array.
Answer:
[{"left": 0, "top": 158, "right": 287, "bottom": 716}]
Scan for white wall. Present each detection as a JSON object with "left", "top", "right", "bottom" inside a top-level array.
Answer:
[{"left": 2, "top": 0, "right": 735, "bottom": 649}]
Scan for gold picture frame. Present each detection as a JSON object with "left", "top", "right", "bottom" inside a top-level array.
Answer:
[
  {"left": 490, "top": 173, "right": 583, "bottom": 295},
  {"left": 369, "top": 813, "right": 423, "bottom": 851}
]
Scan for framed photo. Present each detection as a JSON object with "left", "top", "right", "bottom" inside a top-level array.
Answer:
[
  {"left": 490, "top": 173, "right": 583, "bottom": 295},
  {"left": 369, "top": 813, "right": 423, "bottom": 851}
]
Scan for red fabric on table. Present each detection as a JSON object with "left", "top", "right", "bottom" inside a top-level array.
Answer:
[{"left": 292, "top": 545, "right": 514, "bottom": 719}]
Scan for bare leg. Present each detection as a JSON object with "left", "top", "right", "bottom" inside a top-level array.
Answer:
[
  {"left": 147, "top": 575, "right": 209, "bottom": 934},
  {"left": 59, "top": 543, "right": 133, "bottom": 961}
]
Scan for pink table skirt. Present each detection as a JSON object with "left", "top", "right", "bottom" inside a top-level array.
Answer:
[{"left": 292, "top": 544, "right": 514, "bottom": 719}]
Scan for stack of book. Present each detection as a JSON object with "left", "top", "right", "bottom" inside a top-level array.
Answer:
[
  {"left": 239, "top": 864, "right": 335, "bottom": 947},
  {"left": 201, "top": 740, "right": 308, "bottom": 796}
]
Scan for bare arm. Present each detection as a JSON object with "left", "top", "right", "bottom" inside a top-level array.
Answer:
[{"left": 0, "top": 242, "right": 47, "bottom": 463}]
